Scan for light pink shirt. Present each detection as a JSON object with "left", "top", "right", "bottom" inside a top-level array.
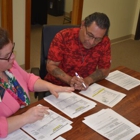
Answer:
[{"left": 0, "top": 61, "right": 39, "bottom": 138}]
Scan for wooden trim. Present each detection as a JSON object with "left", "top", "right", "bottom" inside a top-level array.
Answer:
[
  {"left": 25, "top": 0, "right": 31, "bottom": 70},
  {"left": 1, "top": 0, "right": 13, "bottom": 41},
  {"left": 111, "top": 34, "right": 134, "bottom": 44},
  {"left": 134, "top": 11, "right": 140, "bottom": 40},
  {"left": 71, "top": 0, "right": 83, "bottom": 25}
]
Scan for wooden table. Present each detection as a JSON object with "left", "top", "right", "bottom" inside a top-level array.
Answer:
[{"left": 14, "top": 66, "right": 140, "bottom": 140}]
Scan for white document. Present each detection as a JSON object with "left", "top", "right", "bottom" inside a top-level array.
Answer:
[
  {"left": 44, "top": 92, "right": 97, "bottom": 118},
  {"left": 83, "top": 108, "right": 140, "bottom": 140},
  {"left": 22, "top": 107, "right": 72, "bottom": 140},
  {"left": 55, "top": 136, "right": 66, "bottom": 140},
  {"left": 106, "top": 70, "right": 140, "bottom": 90},
  {"left": 80, "top": 83, "right": 126, "bottom": 107},
  {"left": 0, "top": 129, "right": 33, "bottom": 140}
]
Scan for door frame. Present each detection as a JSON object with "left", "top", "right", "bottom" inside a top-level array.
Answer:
[
  {"left": 25, "top": 0, "right": 31, "bottom": 69},
  {"left": 25, "top": 0, "right": 83, "bottom": 69},
  {"left": 134, "top": 10, "right": 140, "bottom": 40},
  {"left": 1, "top": 0, "right": 13, "bottom": 41},
  {"left": 71, "top": 0, "right": 83, "bottom": 25}
]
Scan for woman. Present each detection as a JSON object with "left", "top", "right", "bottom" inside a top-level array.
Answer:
[{"left": 0, "top": 27, "right": 74, "bottom": 138}]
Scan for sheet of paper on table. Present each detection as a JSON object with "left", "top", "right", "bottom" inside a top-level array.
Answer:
[
  {"left": 0, "top": 129, "right": 34, "bottom": 140},
  {"left": 44, "top": 92, "right": 97, "bottom": 118},
  {"left": 22, "top": 106, "right": 73, "bottom": 140},
  {"left": 55, "top": 136, "right": 66, "bottom": 140},
  {"left": 106, "top": 70, "right": 140, "bottom": 90},
  {"left": 83, "top": 108, "right": 140, "bottom": 140},
  {"left": 80, "top": 83, "right": 126, "bottom": 107}
]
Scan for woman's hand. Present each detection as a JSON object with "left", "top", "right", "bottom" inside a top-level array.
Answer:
[
  {"left": 7, "top": 106, "right": 49, "bottom": 134},
  {"left": 49, "top": 85, "right": 74, "bottom": 98},
  {"left": 22, "top": 106, "right": 49, "bottom": 124}
]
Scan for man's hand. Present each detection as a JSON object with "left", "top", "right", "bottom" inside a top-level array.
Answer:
[{"left": 70, "top": 76, "right": 88, "bottom": 90}]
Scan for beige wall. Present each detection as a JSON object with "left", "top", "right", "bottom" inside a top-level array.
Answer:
[
  {"left": 82, "top": 0, "right": 139, "bottom": 40},
  {"left": 132, "top": 0, "right": 140, "bottom": 35},
  {"left": 64, "top": 0, "right": 73, "bottom": 13},
  {"left": 13, "top": 0, "right": 25, "bottom": 65}
]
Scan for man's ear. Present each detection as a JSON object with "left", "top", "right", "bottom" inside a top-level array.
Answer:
[{"left": 80, "top": 20, "right": 85, "bottom": 28}]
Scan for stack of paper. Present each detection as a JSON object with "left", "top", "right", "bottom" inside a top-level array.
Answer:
[
  {"left": 22, "top": 107, "right": 73, "bottom": 140},
  {"left": 44, "top": 92, "right": 97, "bottom": 118},
  {"left": 0, "top": 129, "right": 34, "bottom": 140},
  {"left": 83, "top": 108, "right": 140, "bottom": 140},
  {"left": 80, "top": 83, "right": 126, "bottom": 107},
  {"left": 106, "top": 70, "right": 140, "bottom": 90}
]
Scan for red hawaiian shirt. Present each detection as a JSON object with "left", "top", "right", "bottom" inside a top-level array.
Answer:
[{"left": 45, "top": 28, "right": 111, "bottom": 86}]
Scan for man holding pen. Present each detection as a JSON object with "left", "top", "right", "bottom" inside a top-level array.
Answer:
[{"left": 45, "top": 12, "right": 111, "bottom": 91}]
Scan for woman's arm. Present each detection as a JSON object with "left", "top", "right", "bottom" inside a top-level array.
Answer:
[
  {"left": 33, "top": 78, "right": 74, "bottom": 98},
  {"left": 5, "top": 105, "right": 49, "bottom": 137}
]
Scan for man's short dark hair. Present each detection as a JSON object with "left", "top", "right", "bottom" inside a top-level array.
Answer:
[{"left": 84, "top": 12, "right": 110, "bottom": 36}]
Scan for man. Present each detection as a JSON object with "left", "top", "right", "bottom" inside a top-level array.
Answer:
[{"left": 45, "top": 12, "right": 111, "bottom": 91}]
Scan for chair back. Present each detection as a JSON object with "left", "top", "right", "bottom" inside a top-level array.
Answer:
[{"left": 40, "top": 24, "right": 79, "bottom": 79}]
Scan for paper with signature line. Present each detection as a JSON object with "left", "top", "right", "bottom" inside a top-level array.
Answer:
[
  {"left": 80, "top": 83, "right": 126, "bottom": 107},
  {"left": 44, "top": 92, "right": 97, "bottom": 118}
]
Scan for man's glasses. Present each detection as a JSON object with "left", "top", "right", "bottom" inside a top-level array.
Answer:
[
  {"left": 0, "top": 43, "right": 15, "bottom": 61},
  {"left": 85, "top": 26, "right": 103, "bottom": 43}
]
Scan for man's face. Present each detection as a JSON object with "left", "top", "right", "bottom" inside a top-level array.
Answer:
[{"left": 79, "top": 21, "right": 107, "bottom": 49}]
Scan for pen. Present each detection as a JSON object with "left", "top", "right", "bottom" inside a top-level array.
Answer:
[{"left": 75, "top": 72, "right": 87, "bottom": 88}]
